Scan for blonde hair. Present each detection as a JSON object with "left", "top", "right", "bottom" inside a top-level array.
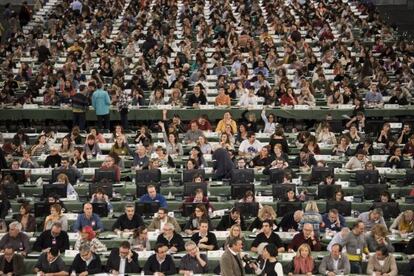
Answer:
[
  {"left": 57, "top": 173, "right": 69, "bottom": 185},
  {"left": 297, "top": 243, "right": 312, "bottom": 257},
  {"left": 258, "top": 205, "right": 277, "bottom": 221},
  {"left": 305, "top": 201, "right": 319, "bottom": 213},
  {"left": 229, "top": 224, "right": 243, "bottom": 238},
  {"left": 371, "top": 224, "right": 388, "bottom": 238}
]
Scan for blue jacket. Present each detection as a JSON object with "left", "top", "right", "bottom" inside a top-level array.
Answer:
[
  {"left": 139, "top": 194, "right": 168, "bottom": 208},
  {"left": 73, "top": 213, "right": 104, "bottom": 232},
  {"left": 321, "top": 213, "right": 346, "bottom": 232},
  {"left": 92, "top": 89, "right": 111, "bottom": 115}
]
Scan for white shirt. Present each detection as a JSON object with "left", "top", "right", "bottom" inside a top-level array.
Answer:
[
  {"left": 119, "top": 257, "right": 126, "bottom": 274},
  {"left": 160, "top": 217, "right": 167, "bottom": 231},
  {"left": 239, "top": 139, "right": 263, "bottom": 154}
]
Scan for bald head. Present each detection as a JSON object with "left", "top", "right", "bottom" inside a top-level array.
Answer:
[{"left": 293, "top": 210, "right": 304, "bottom": 222}]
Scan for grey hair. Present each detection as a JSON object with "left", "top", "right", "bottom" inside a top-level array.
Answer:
[
  {"left": 79, "top": 244, "right": 91, "bottom": 253},
  {"left": 164, "top": 222, "right": 174, "bottom": 231},
  {"left": 9, "top": 221, "right": 22, "bottom": 231},
  {"left": 185, "top": 240, "right": 197, "bottom": 249}
]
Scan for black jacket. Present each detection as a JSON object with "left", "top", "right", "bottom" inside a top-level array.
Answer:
[
  {"left": 32, "top": 230, "right": 69, "bottom": 253},
  {"left": 216, "top": 214, "right": 246, "bottom": 231},
  {"left": 106, "top": 248, "right": 141, "bottom": 273},
  {"left": 143, "top": 254, "right": 176, "bottom": 275},
  {"left": 70, "top": 252, "right": 102, "bottom": 274}
]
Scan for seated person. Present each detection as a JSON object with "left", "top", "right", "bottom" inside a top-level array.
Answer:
[
  {"left": 365, "top": 224, "right": 394, "bottom": 253},
  {"left": 139, "top": 184, "right": 167, "bottom": 208},
  {"left": 251, "top": 220, "right": 284, "bottom": 253},
  {"left": 288, "top": 244, "right": 316, "bottom": 276},
  {"left": 70, "top": 244, "right": 103, "bottom": 275},
  {"left": 54, "top": 173, "right": 78, "bottom": 199},
  {"left": 129, "top": 226, "right": 151, "bottom": 251},
  {"left": 384, "top": 147, "right": 404, "bottom": 168},
  {"left": 34, "top": 247, "right": 67, "bottom": 276},
  {"left": 57, "top": 157, "right": 83, "bottom": 183},
  {"left": 0, "top": 222, "right": 30, "bottom": 256},
  {"left": 90, "top": 187, "right": 113, "bottom": 214},
  {"left": 321, "top": 209, "right": 346, "bottom": 232},
  {"left": 289, "top": 223, "right": 321, "bottom": 252},
  {"left": 148, "top": 207, "right": 181, "bottom": 232},
  {"left": 283, "top": 189, "right": 299, "bottom": 202},
  {"left": 216, "top": 207, "right": 246, "bottom": 231},
  {"left": 44, "top": 203, "right": 68, "bottom": 231},
  {"left": 367, "top": 246, "right": 398, "bottom": 276},
  {"left": 99, "top": 155, "right": 121, "bottom": 182},
  {"left": 13, "top": 202, "right": 36, "bottom": 232},
  {"left": 374, "top": 191, "right": 396, "bottom": 203},
  {"left": 143, "top": 244, "right": 176, "bottom": 276},
  {"left": 389, "top": 210, "right": 413, "bottom": 233},
  {"left": 345, "top": 149, "right": 369, "bottom": 170},
  {"left": 249, "top": 205, "right": 277, "bottom": 232},
  {"left": 106, "top": 241, "right": 141, "bottom": 274},
  {"left": 0, "top": 245, "right": 24, "bottom": 275},
  {"left": 293, "top": 147, "right": 317, "bottom": 172},
  {"left": 32, "top": 222, "right": 69, "bottom": 253},
  {"left": 179, "top": 240, "right": 208, "bottom": 274},
  {"left": 182, "top": 188, "right": 214, "bottom": 212},
  {"left": 1, "top": 175, "right": 21, "bottom": 199},
  {"left": 327, "top": 227, "right": 351, "bottom": 251},
  {"left": 112, "top": 204, "right": 144, "bottom": 234},
  {"left": 43, "top": 146, "right": 62, "bottom": 168},
  {"left": 74, "top": 226, "right": 107, "bottom": 253},
  {"left": 184, "top": 204, "right": 212, "bottom": 235},
  {"left": 357, "top": 208, "right": 387, "bottom": 232},
  {"left": 44, "top": 194, "right": 66, "bottom": 212},
  {"left": 278, "top": 210, "right": 304, "bottom": 232},
  {"left": 190, "top": 220, "right": 218, "bottom": 251},
  {"left": 319, "top": 243, "right": 350, "bottom": 275},
  {"left": 73, "top": 203, "right": 104, "bottom": 232},
  {"left": 156, "top": 223, "right": 185, "bottom": 253}
]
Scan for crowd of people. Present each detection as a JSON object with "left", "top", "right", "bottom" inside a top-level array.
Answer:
[{"left": 0, "top": 0, "right": 414, "bottom": 274}]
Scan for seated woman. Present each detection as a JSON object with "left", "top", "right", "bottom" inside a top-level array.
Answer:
[
  {"left": 332, "top": 190, "right": 345, "bottom": 202},
  {"left": 346, "top": 124, "right": 361, "bottom": 144},
  {"left": 55, "top": 173, "right": 78, "bottom": 198},
  {"left": 90, "top": 187, "right": 113, "bottom": 213},
  {"left": 320, "top": 174, "right": 335, "bottom": 185},
  {"left": 30, "top": 134, "right": 49, "bottom": 156},
  {"left": 331, "top": 136, "right": 351, "bottom": 156},
  {"left": 317, "top": 122, "right": 337, "bottom": 145},
  {"left": 365, "top": 161, "right": 376, "bottom": 170},
  {"left": 239, "top": 190, "right": 263, "bottom": 209},
  {"left": 288, "top": 244, "right": 315, "bottom": 276},
  {"left": 70, "top": 147, "right": 89, "bottom": 169},
  {"left": 83, "top": 135, "right": 102, "bottom": 158},
  {"left": 249, "top": 205, "right": 277, "bottom": 232},
  {"left": 345, "top": 149, "right": 369, "bottom": 170},
  {"left": 13, "top": 202, "right": 36, "bottom": 232},
  {"left": 365, "top": 224, "right": 394, "bottom": 253},
  {"left": 374, "top": 191, "right": 396, "bottom": 203},
  {"left": 384, "top": 147, "right": 404, "bottom": 168},
  {"left": 109, "top": 135, "right": 130, "bottom": 156},
  {"left": 182, "top": 188, "right": 213, "bottom": 212},
  {"left": 159, "top": 121, "right": 183, "bottom": 158},
  {"left": 59, "top": 136, "right": 74, "bottom": 157},
  {"left": 189, "top": 146, "right": 207, "bottom": 168},
  {"left": 154, "top": 146, "right": 175, "bottom": 168},
  {"left": 223, "top": 224, "right": 246, "bottom": 250},
  {"left": 99, "top": 155, "right": 121, "bottom": 182},
  {"left": 0, "top": 175, "right": 21, "bottom": 199},
  {"left": 183, "top": 204, "right": 212, "bottom": 235},
  {"left": 88, "top": 127, "right": 106, "bottom": 143},
  {"left": 283, "top": 189, "right": 299, "bottom": 202},
  {"left": 389, "top": 210, "right": 413, "bottom": 234},
  {"left": 74, "top": 226, "right": 107, "bottom": 253},
  {"left": 129, "top": 226, "right": 151, "bottom": 251},
  {"left": 44, "top": 203, "right": 68, "bottom": 231}
]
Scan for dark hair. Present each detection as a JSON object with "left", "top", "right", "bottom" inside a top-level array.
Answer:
[
  {"left": 120, "top": 241, "right": 131, "bottom": 249},
  {"left": 158, "top": 207, "right": 168, "bottom": 213},
  {"left": 376, "top": 245, "right": 389, "bottom": 256},
  {"left": 265, "top": 243, "right": 278, "bottom": 257},
  {"left": 133, "top": 226, "right": 148, "bottom": 239},
  {"left": 352, "top": 220, "right": 364, "bottom": 229},
  {"left": 262, "top": 219, "right": 274, "bottom": 228},
  {"left": 49, "top": 247, "right": 59, "bottom": 257},
  {"left": 331, "top": 243, "right": 343, "bottom": 252},
  {"left": 155, "top": 243, "right": 167, "bottom": 252},
  {"left": 227, "top": 237, "right": 242, "bottom": 247}
]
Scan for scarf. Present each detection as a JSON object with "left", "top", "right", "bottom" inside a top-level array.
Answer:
[{"left": 294, "top": 256, "right": 314, "bottom": 274}]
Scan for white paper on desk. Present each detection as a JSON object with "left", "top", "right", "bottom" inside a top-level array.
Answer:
[
  {"left": 280, "top": 253, "right": 296, "bottom": 261},
  {"left": 31, "top": 168, "right": 52, "bottom": 174},
  {"left": 255, "top": 196, "right": 273, "bottom": 203},
  {"left": 98, "top": 143, "right": 113, "bottom": 151},
  {"left": 65, "top": 213, "right": 79, "bottom": 220},
  {"left": 212, "top": 209, "right": 228, "bottom": 217},
  {"left": 82, "top": 168, "right": 96, "bottom": 175},
  {"left": 337, "top": 181, "right": 349, "bottom": 188},
  {"left": 96, "top": 154, "right": 107, "bottom": 161},
  {"left": 371, "top": 155, "right": 387, "bottom": 162},
  {"left": 337, "top": 104, "right": 354, "bottom": 109},
  {"left": 138, "top": 250, "right": 155, "bottom": 259},
  {"left": 204, "top": 154, "right": 212, "bottom": 161},
  {"left": 65, "top": 250, "right": 78, "bottom": 257},
  {"left": 344, "top": 196, "right": 354, "bottom": 202},
  {"left": 384, "top": 104, "right": 399, "bottom": 109},
  {"left": 207, "top": 250, "right": 224, "bottom": 258},
  {"left": 68, "top": 233, "right": 79, "bottom": 240},
  {"left": 148, "top": 231, "right": 159, "bottom": 241},
  {"left": 294, "top": 105, "right": 310, "bottom": 110},
  {"left": 212, "top": 231, "right": 229, "bottom": 239},
  {"left": 22, "top": 104, "right": 39, "bottom": 109},
  {"left": 205, "top": 167, "right": 213, "bottom": 174},
  {"left": 314, "top": 155, "right": 332, "bottom": 161}
]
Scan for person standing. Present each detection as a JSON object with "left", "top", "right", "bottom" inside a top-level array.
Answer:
[
  {"left": 92, "top": 82, "right": 111, "bottom": 130},
  {"left": 71, "top": 84, "right": 89, "bottom": 131},
  {"left": 220, "top": 237, "right": 245, "bottom": 276}
]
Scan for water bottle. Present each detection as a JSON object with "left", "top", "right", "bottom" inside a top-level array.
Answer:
[{"left": 27, "top": 177, "right": 31, "bottom": 185}]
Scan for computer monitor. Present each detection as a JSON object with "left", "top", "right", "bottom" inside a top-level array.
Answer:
[
  {"left": 2, "top": 184, "right": 20, "bottom": 199},
  {"left": 183, "top": 182, "right": 208, "bottom": 197},
  {"left": 89, "top": 182, "right": 113, "bottom": 199},
  {"left": 92, "top": 202, "right": 109, "bottom": 218},
  {"left": 310, "top": 167, "right": 334, "bottom": 184},
  {"left": 277, "top": 202, "right": 302, "bottom": 216},
  {"left": 230, "top": 183, "right": 255, "bottom": 200},
  {"left": 136, "top": 183, "right": 160, "bottom": 197},
  {"left": 94, "top": 169, "right": 117, "bottom": 183},
  {"left": 43, "top": 184, "right": 67, "bottom": 199},
  {"left": 51, "top": 168, "right": 77, "bottom": 185},
  {"left": 372, "top": 202, "right": 401, "bottom": 220},
  {"left": 135, "top": 201, "right": 160, "bottom": 217},
  {"left": 363, "top": 184, "right": 388, "bottom": 200},
  {"left": 355, "top": 170, "right": 380, "bottom": 185},
  {"left": 272, "top": 184, "right": 296, "bottom": 200},
  {"left": 234, "top": 202, "right": 259, "bottom": 218},
  {"left": 135, "top": 169, "right": 161, "bottom": 184},
  {"left": 326, "top": 200, "right": 352, "bottom": 216},
  {"left": 1, "top": 169, "right": 26, "bottom": 184},
  {"left": 181, "top": 202, "right": 209, "bottom": 217},
  {"left": 230, "top": 169, "right": 254, "bottom": 184},
  {"left": 405, "top": 169, "right": 414, "bottom": 185},
  {"left": 268, "top": 169, "right": 285, "bottom": 184},
  {"left": 318, "top": 184, "right": 341, "bottom": 200},
  {"left": 182, "top": 169, "right": 206, "bottom": 183},
  {"left": 34, "top": 202, "right": 50, "bottom": 218}
]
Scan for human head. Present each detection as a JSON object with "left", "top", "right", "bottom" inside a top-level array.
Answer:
[
  {"left": 293, "top": 210, "right": 304, "bottom": 222},
  {"left": 19, "top": 202, "right": 31, "bottom": 215},
  {"left": 199, "top": 219, "right": 209, "bottom": 234},
  {"left": 125, "top": 204, "right": 135, "bottom": 218},
  {"left": 147, "top": 184, "right": 157, "bottom": 199},
  {"left": 79, "top": 244, "right": 92, "bottom": 261},
  {"left": 80, "top": 226, "right": 96, "bottom": 241},
  {"left": 352, "top": 220, "right": 365, "bottom": 235},
  {"left": 369, "top": 208, "right": 383, "bottom": 222},
  {"left": 47, "top": 247, "right": 60, "bottom": 262},
  {"left": 375, "top": 245, "right": 389, "bottom": 260},
  {"left": 185, "top": 240, "right": 198, "bottom": 257},
  {"left": 157, "top": 207, "right": 168, "bottom": 220},
  {"left": 263, "top": 244, "right": 278, "bottom": 260},
  {"left": 83, "top": 202, "right": 93, "bottom": 217},
  {"left": 371, "top": 224, "right": 388, "bottom": 239},
  {"left": 330, "top": 243, "right": 342, "bottom": 259},
  {"left": 297, "top": 243, "right": 311, "bottom": 258},
  {"left": 8, "top": 222, "right": 22, "bottom": 237},
  {"left": 261, "top": 219, "right": 274, "bottom": 234},
  {"left": 229, "top": 224, "right": 242, "bottom": 238},
  {"left": 155, "top": 243, "right": 168, "bottom": 259},
  {"left": 50, "top": 222, "right": 62, "bottom": 237},
  {"left": 162, "top": 222, "right": 175, "bottom": 236},
  {"left": 3, "top": 246, "right": 14, "bottom": 262},
  {"left": 228, "top": 237, "right": 243, "bottom": 253},
  {"left": 327, "top": 209, "right": 339, "bottom": 223},
  {"left": 119, "top": 241, "right": 131, "bottom": 258}
]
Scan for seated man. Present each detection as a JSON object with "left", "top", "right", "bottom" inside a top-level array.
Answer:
[
  {"left": 321, "top": 209, "right": 346, "bottom": 232},
  {"left": 289, "top": 223, "right": 321, "bottom": 252},
  {"left": 278, "top": 210, "right": 303, "bottom": 232},
  {"left": 34, "top": 247, "right": 67, "bottom": 276},
  {"left": 319, "top": 243, "right": 350, "bottom": 275},
  {"left": 0, "top": 245, "right": 24, "bottom": 275},
  {"left": 367, "top": 246, "right": 398, "bottom": 276},
  {"left": 179, "top": 241, "right": 208, "bottom": 274},
  {"left": 33, "top": 222, "right": 69, "bottom": 253},
  {"left": 0, "top": 222, "right": 30, "bottom": 256},
  {"left": 139, "top": 184, "right": 167, "bottom": 208},
  {"left": 251, "top": 219, "right": 284, "bottom": 253},
  {"left": 357, "top": 208, "right": 387, "bottom": 232},
  {"left": 73, "top": 202, "right": 104, "bottom": 232},
  {"left": 106, "top": 241, "right": 141, "bottom": 274},
  {"left": 216, "top": 207, "right": 246, "bottom": 231},
  {"left": 143, "top": 244, "right": 176, "bottom": 275},
  {"left": 156, "top": 223, "right": 185, "bottom": 253},
  {"left": 112, "top": 204, "right": 144, "bottom": 234},
  {"left": 56, "top": 156, "right": 83, "bottom": 184},
  {"left": 70, "top": 244, "right": 102, "bottom": 275},
  {"left": 190, "top": 220, "right": 218, "bottom": 251},
  {"left": 148, "top": 207, "right": 181, "bottom": 232}
]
